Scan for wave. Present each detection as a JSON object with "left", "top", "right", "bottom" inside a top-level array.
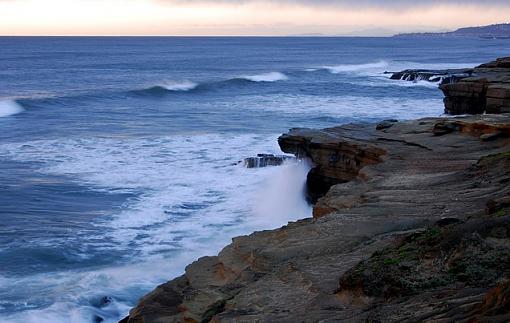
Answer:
[
  {"left": 156, "top": 80, "right": 198, "bottom": 92},
  {"left": 138, "top": 80, "right": 199, "bottom": 95},
  {"left": 133, "top": 72, "right": 288, "bottom": 96},
  {"left": 0, "top": 100, "right": 24, "bottom": 117},
  {"left": 0, "top": 133, "right": 311, "bottom": 322},
  {"left": 238, "top": 72, "right": 288, "bottom": 82},
  {"left": 383, "top": 79, "right": 441, "bottom": 88},
  {"left": 321, "top": 61, "right": 388, "bottom": 74}
]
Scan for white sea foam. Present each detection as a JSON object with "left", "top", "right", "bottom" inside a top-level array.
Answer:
[
  {"left": 239, "top": 94, "right": 445, "bottom": 120},
  {"left": 383, "top": 79, "right": 441, "bottom": 88},
  {"left": 158, "top": 80, "right": 198, "bottom": 91},
  {"left": 0, "top": 133, "right": 311, "bottom": 322},
  {"left": 322, "top": 60, "right": 388, "bottom": 74},
  {"left": 0, "top": 257, "right": 195, "bottom": 323},
  {"left": 358, "top": 77, "right": 441, "bottom": 89},
  {"left": 387, "top": 61, "right": 482, "bottom": 72},
  {"left": 240, "top": 72, "right": 288, "bottom": 82},
  {"left": 0, "top": 100, "right": 24, "bottom": 117},
  {"left": 252, "top": 159, "right": 311, "bottom": 229}
]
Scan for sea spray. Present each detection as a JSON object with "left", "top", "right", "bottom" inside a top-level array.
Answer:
[
  {"left": 252, "top": 159, "right": 312, "bottom": 229},
  {"left": 321, "top": 61, "right": 388, "bottom": 74}
]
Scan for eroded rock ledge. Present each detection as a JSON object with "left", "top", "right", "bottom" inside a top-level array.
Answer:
[{"left": 121, "top": 114, "right": 510, "bottom": 323}]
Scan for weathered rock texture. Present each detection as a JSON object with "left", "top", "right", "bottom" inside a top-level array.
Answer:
[
  {"left": 121, "top": 114, "right": 510, "bottom": 323},
  {"left": 441, "top": 57, "right": 510, "bottom": 115},
  {"left": 390, "top": 57, "right": 510, "bottom": 115}
]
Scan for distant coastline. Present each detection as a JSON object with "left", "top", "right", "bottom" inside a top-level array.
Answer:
[{"left": 394, "top": 23, "right": 510, "bottom": 39}]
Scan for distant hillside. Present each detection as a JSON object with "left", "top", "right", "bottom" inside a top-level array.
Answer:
[{"left": 395, "top": 23, "right": 510, "bottom": 39}]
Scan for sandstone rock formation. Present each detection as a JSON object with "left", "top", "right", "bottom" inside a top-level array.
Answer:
[
  {"left": 121, "top": 114, "right": 510, "bottom": 323},
  {"left": 390, "top": 57, "right": 510, "bottom": 115}
]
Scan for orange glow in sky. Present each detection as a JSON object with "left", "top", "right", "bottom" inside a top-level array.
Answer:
[{"left": 0, "top": 0, "right": 509, "bottom": 36}]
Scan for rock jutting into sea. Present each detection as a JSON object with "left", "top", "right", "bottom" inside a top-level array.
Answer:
[
  {"left": 389, "top": 57, "right": 510, "bottom": 115},
  {"left": 242, "top": 154, "right": 295, "bottom": 168},
  {"left": 121, "top": 58, "right": 510, "bottom": 323}
]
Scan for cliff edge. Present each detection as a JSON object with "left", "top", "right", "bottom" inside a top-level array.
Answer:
[
  {"left": 389, "top": 57, "right": 510, "bottom": 115},
  {"left": 121, "top": 57, "right": 510, "bottom": 323},
  {"left": 121, "top": 113, "right": 510, "bottom": 323}
]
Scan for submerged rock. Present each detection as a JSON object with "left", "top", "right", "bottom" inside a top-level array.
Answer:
[{"left": 121, "top": 114, "right": 510, "bottom": 323}]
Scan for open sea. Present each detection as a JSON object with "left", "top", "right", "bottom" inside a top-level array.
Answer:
[{"left": 0, "top": 36, "right": 508, "bottom": 322}]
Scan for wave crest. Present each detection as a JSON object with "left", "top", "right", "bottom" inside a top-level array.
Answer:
[
  {"left": 239, "top": 72, "right": 288, "bottom": 82},
  {"left": 157, "top": 80, "right": 198, "bottom": 91},
  {"left": 0, "top": 100, "right": 24, "bottom": 118},
  {"left": 322, "top": 61, "right": 388, "bottom": 74}
]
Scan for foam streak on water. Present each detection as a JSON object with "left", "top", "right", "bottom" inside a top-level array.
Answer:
[
  {"left": 0, "top": 133, "right": 311, "bottom": 322},
  {"left": 321, "top": 60, "right": 389, "bottom": 74}
]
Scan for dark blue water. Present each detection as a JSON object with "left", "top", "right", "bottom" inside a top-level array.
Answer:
[{"left": 0, "top": 36, "right": 508, "bottom": 322}]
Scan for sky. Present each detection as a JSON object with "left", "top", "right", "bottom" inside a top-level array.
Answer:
[{"left": 0, "top": 0, "right": 509, "bottom": 36}]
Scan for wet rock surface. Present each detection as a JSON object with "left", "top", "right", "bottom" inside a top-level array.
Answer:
[
  {"left": 121, "top": 114, "right": 510, "bottom": 323},
  {"left": 387, "top": 68, "right": 473, "bottom": 84},
  {"left": 243, "top": 154, "right": 295, "bottom": 168}
]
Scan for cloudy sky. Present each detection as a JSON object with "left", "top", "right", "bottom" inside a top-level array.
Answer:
[{"left": 0, "top": 0, "right": 509, "bottom": 36}]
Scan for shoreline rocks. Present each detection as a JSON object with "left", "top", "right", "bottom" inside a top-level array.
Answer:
[
  {"left": 390, "top": 57, "right": 510, "bottom": 115},
  {"left": 121, "top": 114, "right": 510, "bottom": 323},
  {"left": 242, "top": 154, "right": 295, "bottom": 168},
  {"left": 278, "top": 125, "right": 386, "bottom": 203},
  {"left": 387, "top": 68, "right": 473, "bottom": 84},
  {"left": 120, "top": 57, "right": 510, "bottom": 323}
]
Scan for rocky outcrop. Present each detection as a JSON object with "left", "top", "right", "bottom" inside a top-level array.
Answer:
[
  {"left": 387, "top": 68, "right": 473, "bottom": 84},
  {"left": 390, "top": 57, "right": 510, "bottom": 115},
  {"left": 121, "top": 114, "right": 510, "bottom": 323},
  {"left": 242, "top": 154, "right": 294, "bottom": 168},
  {"left": 338, "top": 213, "right": 510, "bottom": 322},
  {"left": 440, "top": 58, "right": 510, "bottom": 115},
  {"left": 278, "top": 127, "right": 386, "bottom": 202}
]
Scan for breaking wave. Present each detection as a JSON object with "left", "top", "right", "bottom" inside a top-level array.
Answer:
[
  {"left": 238, "top": 72, "right": 288, "bottom": 82},
  {"left": 157, "top": 80, "right": 198, "bottom": 92},
  {"left": 138, "top": 81, "right": 199, "bottom": 95},
  {"left": 321, "top": 61, "right": 389, "bottom": 74},
  {"left": 134, "top": 72, "right": 288, "bottom": 96},
  {"left": 0, "top": 100, "right": 24, "bottom": 118}
]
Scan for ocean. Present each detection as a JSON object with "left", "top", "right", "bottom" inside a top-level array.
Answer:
[{"left": 0, "top": 36, "right": 508, "bottom": 323}]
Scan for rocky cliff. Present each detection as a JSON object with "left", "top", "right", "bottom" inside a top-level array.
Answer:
[
  {"left": 441, "top": 57, "right": 510, "bottom": 115},
  {"left": 121, "top": 113, "right": 510, "bottom": 323},
  {"left": 389, "top": 57, "right": 510, "bottom": 115}
]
